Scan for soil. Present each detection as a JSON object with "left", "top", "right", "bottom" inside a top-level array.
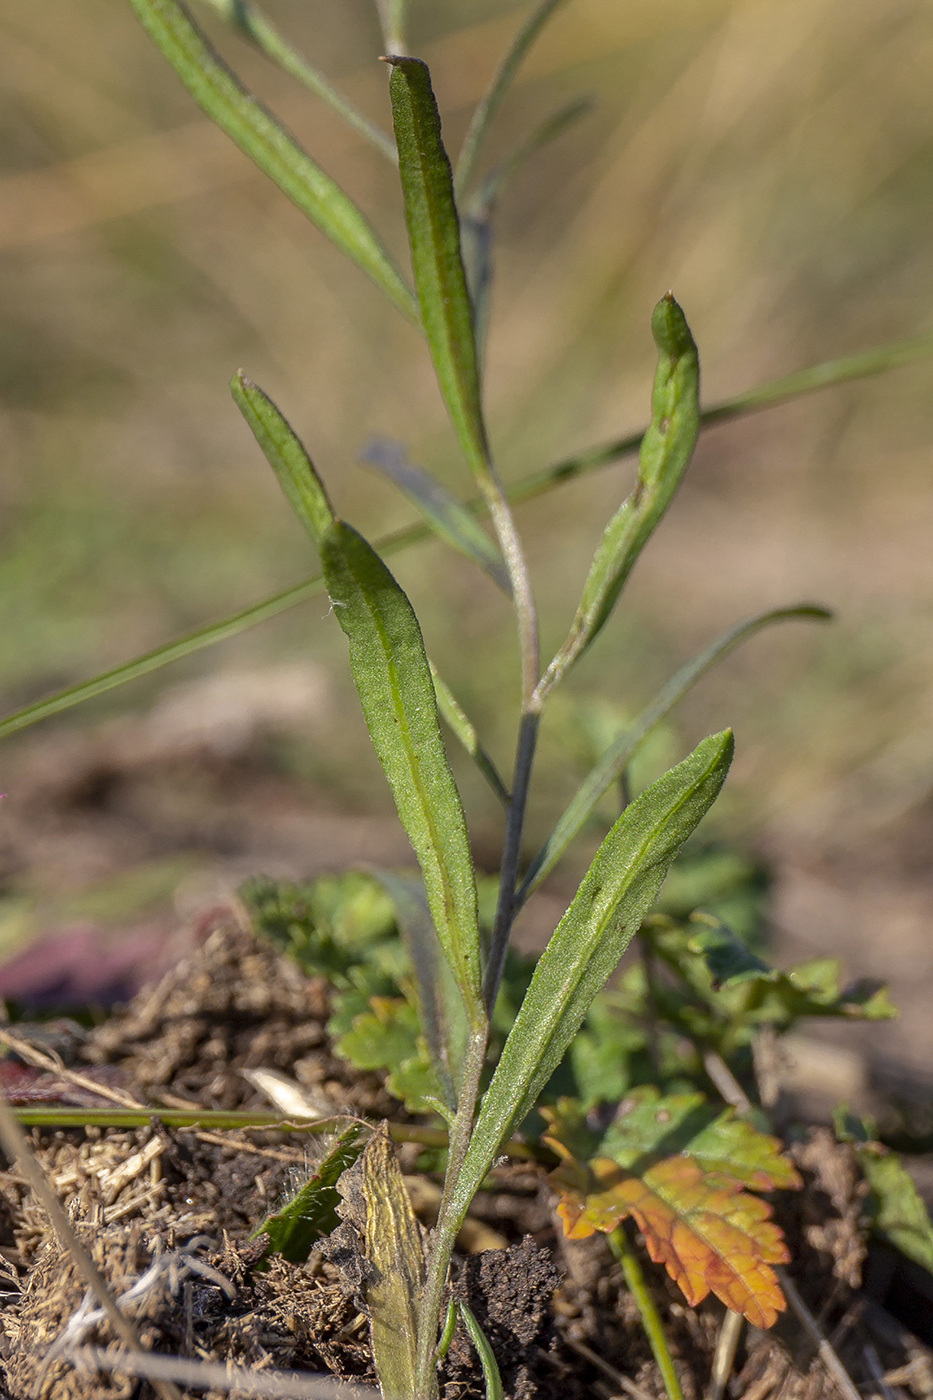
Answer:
[{"left": 0, "top": 916, "right": 929, "bottom": 1400}]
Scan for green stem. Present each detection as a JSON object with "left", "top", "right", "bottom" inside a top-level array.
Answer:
[
  {"left": 415, "top": 1028, "right": 489, "bottom": 1399},
  {"left": 375, "top": 0, "right": 408, "bottom": 55},
  {"left": 609, "top": 1226, "right": 686, "bottom": 1400}
]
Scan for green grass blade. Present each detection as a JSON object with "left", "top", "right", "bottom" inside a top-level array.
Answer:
[
  {"left": 195, "top": 0, "right": 397, "bottom": 161},
  {"left": 0, "top": 332, "right": 928, "bottom": 742},
  {"left": 454, "top": 0, "right": 567, "bottom": 196},
  {"left": 451, "top": 730, "right": 734, "bottom": 1221},
  {"left": 521, "top": 604, "right": 830, "bottom": 896},
  {"left": 459, "top": 1303, "right": 505, "bottom": 1400},
  {"left": 362, "top": 439, "right": 510, "bottom": 592},
  {"left": 538, "top": 293, "right": 700, "bottom": 701},
  {"left": 387, "top": 57, "right": 490, "bottom": 480},
  {"left": 232, "top": 373, "right": 334, "bottom": 543},
  {"left": 322, "top": 519, "right": 484, "bottom": 1025},
  {"left": 127, "top": 0, "right": 418, "bottom": 322},
  {"left": 470, "top": 96, "right": 591, "bottom": 219},
  {"left": 429, "top": 663, "right": 511, "bottom": 806},
  {"left": 462, "top": 96, "right": 591, "bottom": 350}
]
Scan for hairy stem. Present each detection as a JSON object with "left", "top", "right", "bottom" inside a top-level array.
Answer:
[{"left": 415, "top": 1028, "right": 489, "bottom": 1398}]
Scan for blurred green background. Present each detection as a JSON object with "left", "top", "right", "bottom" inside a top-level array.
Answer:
[{"left": 1, "top": 0, "right": 932, "bottom": 1076}]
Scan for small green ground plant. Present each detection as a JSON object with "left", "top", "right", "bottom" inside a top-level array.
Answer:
[{"left": 5, "top": 2, "right": 933, "bottom": 1399}]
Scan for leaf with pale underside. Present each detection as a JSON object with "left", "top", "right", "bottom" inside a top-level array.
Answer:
[{"left": 543, "top": 1089, "right": 801, "bottom": 1328}]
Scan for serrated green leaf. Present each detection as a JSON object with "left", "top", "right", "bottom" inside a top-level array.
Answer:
[
  {"left": 539, "top": 294, "right": 701, "bottom": 699},
  {"left": 336, "top": 994, "right": 443, "bottom": 1113},
  {"left": 362, "top": 439, "right": 510, "bottom": 592},
  {"left": 451, "top": 729, "right": 734, "bottom": 1222},
  {"left": 240, "top": 872, "right": 398, "bottom": 984},
  {"left": 321, "top": 520, "right": 483, "bottom": 1024},
  {"left": 387, "top": 57, "right": 489, "bottom": 481},
  {"left": 524, "top": 605, "right": 829, "bottom": 895},
  {"left": 127, "top": 0, "right": 417, "bottom": 321},
  {"left": 232, "top": 373, "right": 334, "bottom": 544},
  {"left": 858, "top": 1142, "right": 933, "bottom": 1275},
  {"left": 687, "top": 915, "right": 773, "bottom": 989},
  {"left": 251, "top": 1123, "right": 367, "bottom": 1264}
]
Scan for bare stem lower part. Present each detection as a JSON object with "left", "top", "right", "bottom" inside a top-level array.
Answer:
[{"left": 414, "top": 1027, "right": 489, "bottom": 1399}]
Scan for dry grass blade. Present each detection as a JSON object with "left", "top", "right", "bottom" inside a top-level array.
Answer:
[
  {"left": 0, "top": 1090, "right": 182, "bottom": 1400},
  {"left": 0, "top": 1025, "right": 143, "bottom": 1110},
  {"left": 562, "top": 1335, "right": 656, "bottom": 1400},
  {"left": 59, "top": 1345, "right": 377, "bottom": 1397}
]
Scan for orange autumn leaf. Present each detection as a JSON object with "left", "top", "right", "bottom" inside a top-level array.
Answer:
[{"left": 542, "top": 1089, "right": 801, "bottom": 1329}]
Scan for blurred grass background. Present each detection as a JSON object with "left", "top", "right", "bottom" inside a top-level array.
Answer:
[{"left": 1, "top": 0, "right": 933, "bottom": 1058}]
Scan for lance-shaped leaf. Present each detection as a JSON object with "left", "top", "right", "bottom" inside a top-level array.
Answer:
[
  {"left": 450, "top": 730, "right": 734, "bottom": 1221},
  {"left": 232, "top": 373, "right": 334, "bottom": 543},
  {"left": 387, "top": 57, "right": 490, "bottom": 481},
  {"left": 321, "top": 519, "right": 484, "bottom": 1025},
  {"left": 523, "top": 604, "right": 830, "bottom": 895},
  {"left": 127, "top": 0, "right": 418, "bottom": 322},
  {"left": 251, "top": 1122, "right": 367, "bottom": 1265},
  {"left": 539, "top": 293, "right": 700, "bottom": 698},
  {"left": 362, "top": 438, "right": 510, "bottom": 591},
  {"left": 543, "top": 1090, "right": 801, "bottom": 1328}
]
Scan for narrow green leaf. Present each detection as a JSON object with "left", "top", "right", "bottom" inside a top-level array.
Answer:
[
  {"left": 232, "top": 373, "right": 333, "bottom": 544},
  {"left": 522, "top": 605, "right": 830, "bottom": 895},
  {"left": 455, "top": 0, "right": 568, "bottom": 196},
  {"left": 387, "top": 57, "right": 490, "bottom": 480},
  {"left": 195, "top": 0, "right": 397, "bottom": 161},
  {"left": 430, "top": 665, "right": 511, "bottom": 806},
  {"left": 469, "top": 97, "right": 591, "bottom": 218},
  {"left": 539, "top": 293, "right": 700, "bottom": 698},
  {"left": 321, "top": 519, "right": 484, "bottom": 1022},
  {"left": 453, "top": 730, "right": 734, "bottom": 1218},
  {"left": 0, "top": 333, "right": 927, "bottom": 742},
  {"left": 362, "top": 439, "right": 510, "bottom": 591},
  {"left": 127, "top": 0, "right": 418, "bottom": 322},
  {"left": 459, "top": 1303, "right": 505, "bottom": 1400},
  {"left": 251, "top": 1123, "right": 367, "bottom": 1264}
]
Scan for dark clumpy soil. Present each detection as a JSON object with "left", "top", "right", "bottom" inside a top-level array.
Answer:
[{"left": 0, "top": 914, "right": 930, "bottom": 1400}]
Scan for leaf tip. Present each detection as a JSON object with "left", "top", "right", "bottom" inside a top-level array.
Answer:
[{"left": 652, "top": 292, "right": 696, "bottom": 360}]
